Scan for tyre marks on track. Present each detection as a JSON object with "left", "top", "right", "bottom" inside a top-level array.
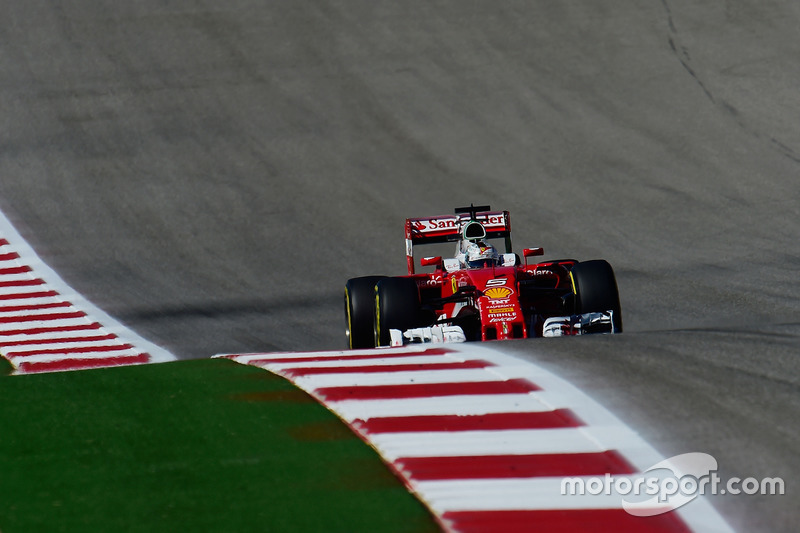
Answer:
[
  {"left": 217, "top": 345, "right": 731, "bottom": 533},
  {"left": 0, "top": 219, "right": 175, "bottom": 373}
]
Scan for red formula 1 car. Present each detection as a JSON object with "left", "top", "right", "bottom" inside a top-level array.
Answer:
[{"left": 345, "top": 205, "right": 622, "bottom": 348}]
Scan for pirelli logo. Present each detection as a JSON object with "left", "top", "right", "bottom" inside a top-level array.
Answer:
[{"left": 487, "top": 306, "right": 515, "bottom": 314}]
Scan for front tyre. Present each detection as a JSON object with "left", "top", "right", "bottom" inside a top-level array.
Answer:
[
  {"left": 345, "top": 276, "right": 386, "bottom": 349},
  {"left": 570, "top": 260, "right": 623, "bottom": 333},
  {"left": 374, "top": 277, "right": 423, "bottom": 347}
]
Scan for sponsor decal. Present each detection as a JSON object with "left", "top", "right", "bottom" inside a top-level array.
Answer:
[
  {"left": 421, "top": 218, "right": 459, "bottom": 231},
  {"left": 484, "top": 286, "right": 513, "bottom": 299},
  {"left": 418, "top": 275, "right": 442, "bottom": 287},
  {"left": 489, "top": 315, "right": 518, "bottom": 322},
  {"left": 450, "top": 277, "right": 468, "bottom": 292},
  {"left": 487, "top": 306, "right": 515, "bottom": 314},
  {"left": 474, "top": 214, "right": 506, "bottom": 227}
]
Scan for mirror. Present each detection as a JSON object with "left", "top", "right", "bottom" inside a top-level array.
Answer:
[
  {"left": 420, "top": 256, "right": 443, "bottom": 267},
  {"left": 523, "top": 248, "right": 544, "bottom": 257}
]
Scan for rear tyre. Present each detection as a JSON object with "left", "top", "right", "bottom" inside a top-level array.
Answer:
[
  {"left": 570, "top": 260, "right": 623, "bottom": 333},
  {"left": 345, "top": 276, "right": 386, "bottom": 349},
  {"left": 374, "top": 277, "right": 423, "bottom": 347}
]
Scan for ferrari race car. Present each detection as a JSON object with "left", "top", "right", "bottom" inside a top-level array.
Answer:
[{"left": 345, "top": 205, "right": 622, "bottom": 348}]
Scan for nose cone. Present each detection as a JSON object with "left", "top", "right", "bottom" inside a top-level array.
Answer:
[{"left": 471, "top": 268, "right": 526, "bottom": 340}]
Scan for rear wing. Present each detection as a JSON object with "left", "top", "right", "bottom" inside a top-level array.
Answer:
[{"left": 404, "top": 208, "right": 512, "bottom": 274}]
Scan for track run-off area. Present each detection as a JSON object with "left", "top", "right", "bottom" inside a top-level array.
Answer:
[{"left": 1, "top": 1, "right": 798, "bottom": 531}]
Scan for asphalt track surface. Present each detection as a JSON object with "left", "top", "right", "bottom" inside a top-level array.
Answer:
[{"left": 1, "top": 1, "right": 797, "bottom": 531}]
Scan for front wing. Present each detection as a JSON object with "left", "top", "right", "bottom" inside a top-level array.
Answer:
[{"left": 388, "top": 311, "right": 617, "bottom": 345}]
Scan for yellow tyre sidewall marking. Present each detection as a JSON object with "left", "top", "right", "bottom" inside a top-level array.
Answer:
[{"left": 345, "top": 287, "right": 354, "bottom": 349}]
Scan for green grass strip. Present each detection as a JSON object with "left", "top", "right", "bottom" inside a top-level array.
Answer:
[
  {"left": 0, "top": 359, "right": 439, "bottom": 532},
  {"left": 0, "top": 358, "right": 11, "bottom": 377}
]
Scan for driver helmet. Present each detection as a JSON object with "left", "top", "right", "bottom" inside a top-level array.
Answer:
[{"left": 465, "top": 242, "right": 499, "bottom": 268}]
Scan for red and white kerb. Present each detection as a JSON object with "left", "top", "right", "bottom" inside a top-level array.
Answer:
[
  {"left": 217, "top": 345, "right": 731, "bottom": 533},
  {"left": 0, "top": 224, "right": 174, "bottom": 374}
]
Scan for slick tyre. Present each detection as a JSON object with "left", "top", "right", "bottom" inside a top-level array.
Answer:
[
  {"left": 374, "top": 277, "right": 422, "bottom": 347},
  {"left": 345, "top": 276, "right": 386, "bottom": 349},
  {"left": 570, "top": 260, "right": 623, "bottom": 333}
]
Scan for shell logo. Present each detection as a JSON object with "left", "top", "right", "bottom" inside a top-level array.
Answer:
[{"left": 484, "top": 286, "right": 513, "bottom": 299}]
